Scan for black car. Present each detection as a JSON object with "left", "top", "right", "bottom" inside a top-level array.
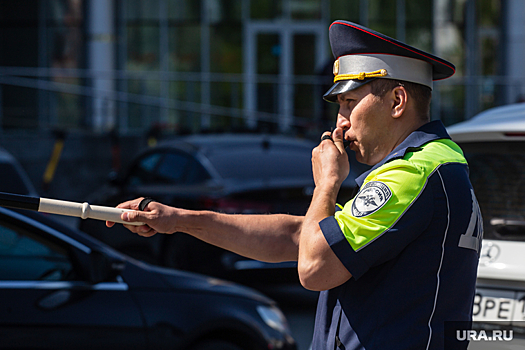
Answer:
[
  {"left": 96, "top": 134, "right": 363, "bottom": 214},
  {"left": 0, "top": 207, "right": 296, "bottom": 350},
  {"left": 81, "top": 134, "right": 366, "bottom": 294}
]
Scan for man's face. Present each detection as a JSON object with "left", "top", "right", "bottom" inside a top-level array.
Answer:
[{"left": 336, "top": 83, "right": 392, "bottom": 166}]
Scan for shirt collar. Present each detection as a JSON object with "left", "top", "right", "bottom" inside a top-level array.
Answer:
[{"left": 355, "top": 120, "right": 451, "bottom": 186}]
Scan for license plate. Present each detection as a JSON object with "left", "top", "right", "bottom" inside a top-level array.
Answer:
[{"left": 473, "top": 288, "right": 525, "bottom": 325}]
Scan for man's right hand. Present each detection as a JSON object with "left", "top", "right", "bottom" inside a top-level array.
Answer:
[{"left": 106, "top": 198, "right": 177, "bottom": 237}]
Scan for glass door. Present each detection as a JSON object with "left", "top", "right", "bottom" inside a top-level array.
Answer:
[{"left": 243, "top": 22, "right": 328, "bottom": 133}]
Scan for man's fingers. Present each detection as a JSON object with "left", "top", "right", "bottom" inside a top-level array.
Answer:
[
  {"left": 137, "top": 230, "right": 157, "bottom": 237},
  {"left": 332, "top": 128, "right": 346, "bottom": 153},
  {"left": 120, "top": 223, "right": 157, "bottom": 237},
  {"left": 116, "top": 199, "right": 140, "bottom": 210},
  {"left": 107, "top": 197, "right": 160, "bottom": 237},
  {"left": 122, "top": 209, "right": 147, "bottom": 223},
  {"left": 121, "top": 210, "right": 158, "bottom": 237},
  {"left": 321, "top": 132, "right": 333, "bottom": 142},
  {"left": 320, "top": 130, "right": 346, "bottom": 154}
]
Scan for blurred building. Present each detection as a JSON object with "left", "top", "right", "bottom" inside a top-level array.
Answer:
[{"left": 0, "top": 0, "right": 524, "bottom": 135}]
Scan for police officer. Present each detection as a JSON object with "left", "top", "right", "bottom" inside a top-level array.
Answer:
[{"left": 108, "top": 20, "right": 482, "bottom": 350}]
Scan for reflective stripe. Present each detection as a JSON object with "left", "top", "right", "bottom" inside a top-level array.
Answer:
[{"left": 426, "top": 169, "right": 450, "bottom": 349}]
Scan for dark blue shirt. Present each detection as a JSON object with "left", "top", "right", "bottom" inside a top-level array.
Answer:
[{"left": 313, "top": 121, "right": 481, "bottom": 349}]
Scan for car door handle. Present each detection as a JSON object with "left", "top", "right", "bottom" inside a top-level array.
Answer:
[{"left": 38, "top": 290, "right": 71, "bottom": 310}]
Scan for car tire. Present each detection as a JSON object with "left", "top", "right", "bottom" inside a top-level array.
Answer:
[{"left": 189, "top": 340, "right": 244, "bottom": 350}]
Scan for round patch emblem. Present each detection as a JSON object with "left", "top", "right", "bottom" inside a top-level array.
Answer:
[{"left": 351, "top": 181, "right": 392, "bottom": 217}]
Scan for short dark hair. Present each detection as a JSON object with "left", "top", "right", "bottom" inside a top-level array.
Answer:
[{"left": 369, "top": 79, "right": 432, "bottom": 121}]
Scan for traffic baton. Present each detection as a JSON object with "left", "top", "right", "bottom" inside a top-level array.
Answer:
[{"left": 0, "top": 192, "right": 145, "bottom": 226}]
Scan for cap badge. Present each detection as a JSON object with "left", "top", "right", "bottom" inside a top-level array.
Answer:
[{"left": 333, "top": 59, "right": 340, "bottom": 76}]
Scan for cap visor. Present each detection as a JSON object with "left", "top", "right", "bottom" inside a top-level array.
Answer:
[{"left": 323, "top": 78, "right": 376, "bottom": 102}]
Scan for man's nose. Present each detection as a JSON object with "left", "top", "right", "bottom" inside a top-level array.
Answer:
[{"left": 336, "top": 111, "right": 350, "bottom": 129}]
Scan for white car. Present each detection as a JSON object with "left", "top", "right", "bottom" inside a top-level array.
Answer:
[{"left": 448, "top": 102, "right": 525, "bottom": 348}]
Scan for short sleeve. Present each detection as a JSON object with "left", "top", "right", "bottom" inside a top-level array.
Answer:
[{"left": 320, "top": 159, "right": 434, "bottom": 279}]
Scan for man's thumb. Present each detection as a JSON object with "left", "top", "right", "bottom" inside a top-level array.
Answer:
[
  {"left": 122, "top": 210, "right": 146, "bottom": 222},
  {"left": 332, "top": 127, "right": 346, "bottom": 152}
]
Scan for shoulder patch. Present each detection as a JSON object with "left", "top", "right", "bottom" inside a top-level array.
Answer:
[{"left": 352, "top": 181, "right": 392, "bottom": 217}]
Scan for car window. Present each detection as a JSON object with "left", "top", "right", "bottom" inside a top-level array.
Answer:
[
  {"left": 156, "top": 152, "right": 190, "bottom": 184},
  {"left": 156, "top": 153, "right": 211, "bottom": 184},
  {"left": 209, "top": 149, "right": 313, "bottom": 180},
  {"left": 461, "top": 141, "right": 525, "bottom": 241},
  {"left": 184, "top": 157, "right": 211, "bottom": 184},
  {"left": 128, "top": 153, "right": 163, "bottom": 185},
  {"left": 0, "top": 223, "right": 74, "bottom": 281},
  {"left": 130, "top": 151, "right": 210, "bottom": 185}
]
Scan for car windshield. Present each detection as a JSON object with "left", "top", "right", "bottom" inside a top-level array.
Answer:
[
  {"left": 461, "top": 141, "right": 525, "bottom": 241},
  {"left": 208, "top": 148, "right": 314, "bottom": 180}
]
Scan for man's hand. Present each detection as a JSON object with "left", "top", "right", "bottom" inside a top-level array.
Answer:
[
  {"left": 312, "top": 127, "right": 350, "bottom": 191},
  {"left": 106, "top": 198, "right": 178, "bottom": 237},
  {"left": 296, "top": 127, "right": 353, "bottom": 291}
]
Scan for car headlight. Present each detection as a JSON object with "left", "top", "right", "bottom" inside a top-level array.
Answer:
[{"left": 256, "top": 305, "right": 290, "bottom": 333}]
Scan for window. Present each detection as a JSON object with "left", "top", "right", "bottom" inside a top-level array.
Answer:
[
  {"left": 461, "top": 141, "right": 525, "bottom": 241},
  {"left": 155, "top": 152, "right": 210, "bottom": 184},
  {"left": 185, "top": 156, "right": 211, "bottom": 184},
  {"left": 156, "top": 152, "right": 190, "bottom": 184},
  {"left": 209, "top": 148, "right": 313, "bottom": 180},
  {"left": 0, "top": 1, "right": 86, "bottom": 130},
  {"left": 0, "top": 2, "right": 39, "bottom": 129},
  {"left": 128, "top": 153, "right": 163, "bottom": 185},
  {"left": 128, "top": 151, "right": 210, "bottom": 185},
  {"left": 0, "top": 223, "right": 74, "bottom": 281}
]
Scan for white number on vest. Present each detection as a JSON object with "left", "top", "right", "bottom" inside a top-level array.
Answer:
[{"left": 458, "top": 189, "right": 483, "bottom": 254}]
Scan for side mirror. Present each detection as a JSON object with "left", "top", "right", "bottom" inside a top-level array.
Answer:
[{"left": 87, "top": 249, "right": 126, "bottom": 284}]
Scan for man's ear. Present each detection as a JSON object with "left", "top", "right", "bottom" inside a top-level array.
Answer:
[{"left": 390, "top": 86, "right": 408, "bottom": 119}]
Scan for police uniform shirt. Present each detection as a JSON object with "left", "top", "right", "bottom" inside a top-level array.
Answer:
[{"left": 313, "top": 120, "right": 482, "bottom": 350}]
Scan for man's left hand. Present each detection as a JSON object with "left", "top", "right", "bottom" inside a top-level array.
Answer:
[{"left": 312, "top": 127, "right": 350, "bottom": 191}]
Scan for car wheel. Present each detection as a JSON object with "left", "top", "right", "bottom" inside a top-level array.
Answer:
[{"left": 189, "top": 340, "right": 244, "bottom": 350}]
